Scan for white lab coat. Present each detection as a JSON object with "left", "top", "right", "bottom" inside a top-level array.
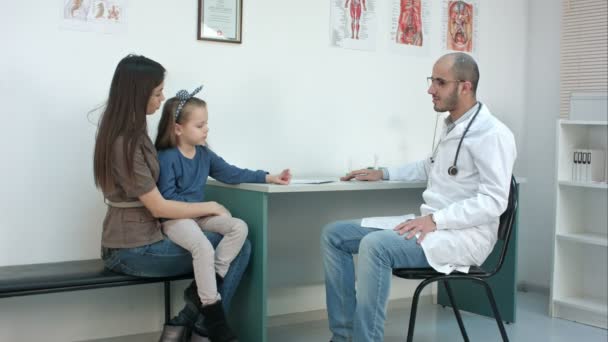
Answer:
[{"left": 387, "top": 104, "right": 516, "bottom": 274}]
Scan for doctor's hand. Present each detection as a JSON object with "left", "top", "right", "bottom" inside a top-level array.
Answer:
[
  {"left": 266, "top": 169, "right": 292, "bottom": 185},
  {"left": 340, "top": 169, "right": 383, "bottom": 182},
  {"left": 393, "top": 215, "right": 436, "bottom": 244}
]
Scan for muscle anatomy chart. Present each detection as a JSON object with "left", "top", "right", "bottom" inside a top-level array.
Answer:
[
  {"left": 442, "top": 0, "right": 479, "bottom": 53},
  {"left": 330, "top": 0, "right": 378, "bottom": 51}
]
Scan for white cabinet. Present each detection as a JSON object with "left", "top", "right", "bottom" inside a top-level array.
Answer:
[{"left": 550, "top": 120, "right": 608, "bottom": 329}]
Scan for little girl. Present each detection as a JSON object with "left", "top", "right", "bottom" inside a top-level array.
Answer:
[{"left": 155, "top": 85, "right": 291, "bottom": 341}]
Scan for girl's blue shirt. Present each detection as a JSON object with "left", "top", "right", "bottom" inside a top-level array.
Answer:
[{"left": 157, "top": 145, "right": 267, "bottom": 203}]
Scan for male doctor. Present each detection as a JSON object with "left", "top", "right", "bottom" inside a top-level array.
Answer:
[{"left": 321, "top": 52, "right": 516, "bottom": 342}]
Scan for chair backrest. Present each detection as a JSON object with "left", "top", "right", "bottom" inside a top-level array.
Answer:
[{"left": 489, "top": 175, "right": 518, "bottom": 275}]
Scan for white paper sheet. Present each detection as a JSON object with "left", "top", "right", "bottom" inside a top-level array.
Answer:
[
  {"left": 290, "top": 179, "right": 334, "bottom": 184},
  {"left": 361, "top": 214, "right": 415, "bottom": 230}
]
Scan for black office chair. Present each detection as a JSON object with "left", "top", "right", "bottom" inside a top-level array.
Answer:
[{"left": 392, "top": 175, "right": 518, "bottom": 342}]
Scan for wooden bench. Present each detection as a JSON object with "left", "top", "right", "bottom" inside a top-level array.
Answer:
[{"left": 0, "top": 259, "right": 193, "bottom": 322}]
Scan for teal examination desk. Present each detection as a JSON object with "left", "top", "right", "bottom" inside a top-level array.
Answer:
[{"left": 206, "top": 179, "right": 519, "bottom": 341}]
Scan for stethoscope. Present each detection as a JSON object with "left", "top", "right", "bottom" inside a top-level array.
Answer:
[{"left": 430, "top": 102, "right": 483, "bottom": 176}]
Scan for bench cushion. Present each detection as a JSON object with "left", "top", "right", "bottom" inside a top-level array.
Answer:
[{"left": 0, "top": 259, "right": 192, "bottom": 298}]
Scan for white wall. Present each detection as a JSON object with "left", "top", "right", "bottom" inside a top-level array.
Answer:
[
  {"left": 0, "top": 0, "right": 529, "bottom": 340},
  {"left": 518, "top": 0, "right": 562, "bottom": 291}
]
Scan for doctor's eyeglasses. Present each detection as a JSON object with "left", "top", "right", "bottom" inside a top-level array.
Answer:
[{"left": 427, "top": 77, "right": 464, "bottom": 88}]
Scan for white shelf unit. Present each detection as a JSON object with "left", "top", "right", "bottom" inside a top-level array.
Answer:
[{"left": 550, "top": 120, "right": 608, "bottom": 329}]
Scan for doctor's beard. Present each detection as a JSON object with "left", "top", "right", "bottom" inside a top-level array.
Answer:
[{"left": 433, "top": 87, "right": 459, "bottom": 113}]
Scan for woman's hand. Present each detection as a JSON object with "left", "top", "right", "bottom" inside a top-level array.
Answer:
[
  {"left": 206, "top": 201, "right": 231, "bottom": 217},
  {"left": 266, "top": 169, "right": 292, "bottom": 185}
]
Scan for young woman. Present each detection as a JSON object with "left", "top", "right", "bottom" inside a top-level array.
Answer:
[{"left": 93, "top": 55, "right": 256, "bottom": 342}]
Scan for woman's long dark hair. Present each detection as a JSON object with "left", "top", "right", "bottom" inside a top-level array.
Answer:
[{"left": 93, "top": 54, "right": 165, "bottom": 193}]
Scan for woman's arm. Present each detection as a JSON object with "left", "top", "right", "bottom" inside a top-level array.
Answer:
[{"left": 138, "top": 187, "right": 229, "bottom": 219}]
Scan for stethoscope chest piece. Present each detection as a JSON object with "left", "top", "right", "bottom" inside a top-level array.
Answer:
[{"left": 431, "top": 102, "right": 483, "bottom": 177}]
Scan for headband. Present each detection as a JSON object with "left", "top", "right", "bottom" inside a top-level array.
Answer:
[{"left": 174, "top": 85, "right": 203, "bottom": 120}]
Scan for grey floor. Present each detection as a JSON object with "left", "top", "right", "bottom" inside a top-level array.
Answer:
[{"left": 87, "top": 291, "right": 607, "bottom": 342}]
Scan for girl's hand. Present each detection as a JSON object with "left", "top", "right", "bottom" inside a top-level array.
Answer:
[{"left": 266, "top": 169, "right": 292, "bottom": 185}]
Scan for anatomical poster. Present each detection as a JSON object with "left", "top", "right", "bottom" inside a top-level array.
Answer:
[
  {"left": 441, "top": 0, "right": 479, "bottom": 54},
  {"left": 61, "top": 0, "right": 127, "bottom": 33},
  {"left": 390, "top": 0, "right": 431, "bottom": 56},
  {"left": 330, "top": 0, "right": 378, "bottom": 51}
]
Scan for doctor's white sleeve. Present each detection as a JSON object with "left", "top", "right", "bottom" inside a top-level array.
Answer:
[
  {"left": 386, "top": 158, "right": 430, "bottom": 182},
  {"left": 432, "top": 131, "right": 517, "bottom": 230}
]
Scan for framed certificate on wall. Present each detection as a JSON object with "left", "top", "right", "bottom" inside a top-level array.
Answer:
[{"left": 197, "top": 0, "right": 243, "bottom": 43}]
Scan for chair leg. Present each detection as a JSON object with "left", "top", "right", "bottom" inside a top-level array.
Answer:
[
  {"left": 443, "top": 281, "right": 469, "bottom": 342},
  {"left": 406, "top": 279, "right": 433, "bottom": 342},
  {"left": 164, "top": 281, "right": 171, "bottom": 323},
  {"left": 478, "top": 280, "right": 509, "bottom": 342}
]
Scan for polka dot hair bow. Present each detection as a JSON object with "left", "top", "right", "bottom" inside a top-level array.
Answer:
[{"left": 174, "top": 85, "right": 203, "bottom": 120}]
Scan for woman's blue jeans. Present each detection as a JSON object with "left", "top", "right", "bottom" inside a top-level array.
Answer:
[{"left": 102, "top": 231, "right": 251, "bottom": 330}]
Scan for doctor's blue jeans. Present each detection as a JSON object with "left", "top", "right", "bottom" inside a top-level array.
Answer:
[
  {"left": 321, "top": 220, "right": 430, "bottom": 342},
  {"left": 102, "top": 231, "right": 251, "bottom": 330}
]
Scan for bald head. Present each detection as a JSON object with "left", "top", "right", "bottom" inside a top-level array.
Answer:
[{"left": 439, "top": 52, "right": 480, "bottom": 94}]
